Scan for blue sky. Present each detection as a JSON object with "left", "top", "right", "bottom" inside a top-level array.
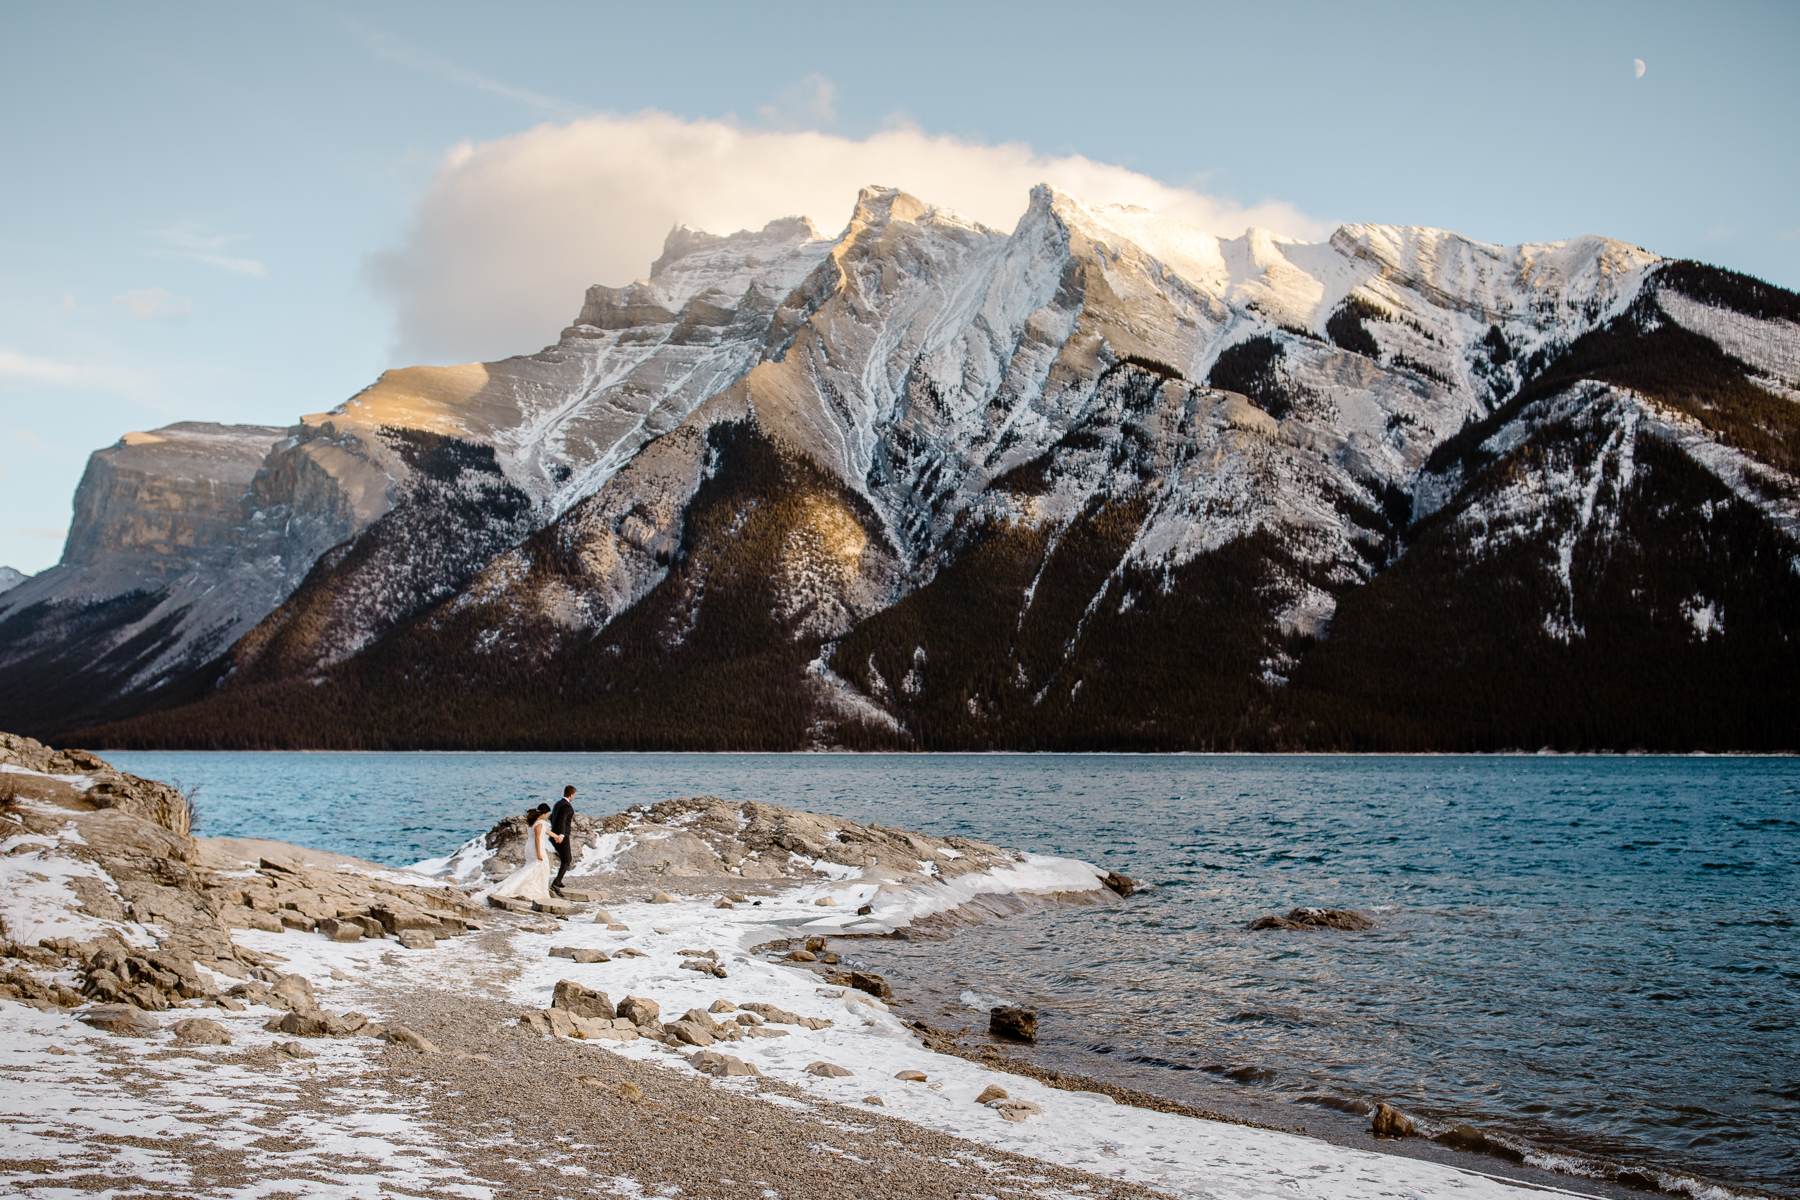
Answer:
[{"left": 2, "top": 0, "right": 1796, "bottom": 573}]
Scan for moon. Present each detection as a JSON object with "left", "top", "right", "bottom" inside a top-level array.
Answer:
[{"left": 1633, "top": 57, "right": 1647, "bottom": 79}]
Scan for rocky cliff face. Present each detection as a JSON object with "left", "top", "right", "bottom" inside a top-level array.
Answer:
[
  {"left": 0, "top": 218, "right": 833, "bottom": 734},
  {"left": 10, "top": 184, "right": 1800, "bottom": 749},
  {"left": 57, "top": 422, "right": 285, "bottom": 578}
]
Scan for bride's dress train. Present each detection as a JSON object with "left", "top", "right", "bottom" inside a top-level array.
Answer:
[{"left": 489, "top": 817, "right": 553, "bottom": 902}]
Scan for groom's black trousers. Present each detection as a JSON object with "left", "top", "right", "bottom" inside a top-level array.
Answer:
[{"left": 553, "top": 839, "right": 572, "bottom": 889}]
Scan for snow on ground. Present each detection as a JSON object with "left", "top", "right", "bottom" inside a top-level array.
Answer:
[
  {"left": 0, "top": 833, "right": 155, "bottom": 949},
  {"left": 0, "top": 988, "right": 490, "bottom": 1200},
  {"left": 235, "top": 851, "right": 1595, "bottom": 1200},
  {"left": 2, "top": 794, "right": 1597, "bottom": 1200},
  {"left": 409, "top": 837, "right": 495, "bottom": 883},
  {"left": 2, "top": 763, "right": 96, "bottom": 791}
]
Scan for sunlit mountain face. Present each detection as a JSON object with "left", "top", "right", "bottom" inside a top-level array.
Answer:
[{"left": 5, "top": 186, "right": 1797, "bottom": 751}]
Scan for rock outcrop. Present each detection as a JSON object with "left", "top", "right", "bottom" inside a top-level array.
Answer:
[
  {"left": 0, "top": 738, "right": 481, "bottom": 1031},
  {"left": 1249, "top": 907, "right": 1376, "bottom": 932}
]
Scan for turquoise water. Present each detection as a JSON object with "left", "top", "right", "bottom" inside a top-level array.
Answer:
[{"left": 108, "top": 751, "right": 1800, "bottom": 1196}]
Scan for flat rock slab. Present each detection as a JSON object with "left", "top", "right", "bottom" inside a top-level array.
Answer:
[
  {"left": 549, "top": 946, "right": 610, "bottom": 963},
  {"left": 172, "top": 1017, "right": 231, "bottom": 1045},
  {"left": 532, "top": 898, "right": 577, "bottom": 917},
  {"left": 688, "top": 1050, "right": 760, "bottom": 1077},
  {"left": 80, "top": 1005, "right": 152, "bottom": 1037}
]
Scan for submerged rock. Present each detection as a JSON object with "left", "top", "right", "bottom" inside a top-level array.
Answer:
[
  {"left": 1248, "top": 907, "right": 1375, "bottom": 932},
  {"left": 989, "top": 1005, "right": 1038, "bottom": 1043},
  {"left": 1434, "top": 1123, "right": 1526, "bottom": 1163},
  {"left": 1099, "top": 871, "right": 1138, "bottom": 897}
]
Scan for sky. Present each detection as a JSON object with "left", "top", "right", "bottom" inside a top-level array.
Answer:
[{"left": 2, "top": 0, "right": 1796, "bottom": 574}]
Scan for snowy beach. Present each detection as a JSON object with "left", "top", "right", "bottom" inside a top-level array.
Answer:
[{"left": 0, "top": 737, "right": 1696, "bottom": 1199}]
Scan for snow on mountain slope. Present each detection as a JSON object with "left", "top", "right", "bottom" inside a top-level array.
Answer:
[
  {"left": 15, "top": 180, "right": 1800, "bottom": 749},
  {"left": 0, "top": 220, "right": 832, "bottom": 731},
  {"left": 298, "top": 215, "right": 832, "bottom": 515},
  {"left": 0, "top": 567, "right": 25, "bottom": 595}
]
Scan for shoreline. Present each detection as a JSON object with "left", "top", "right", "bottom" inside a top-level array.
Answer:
[
  {"left": 99, "top": 747, "right": 1800, "bottom": 758},
  {"left": 1, "top": 745, "right": 1785, "bottom": 1199},
  {"left": 830, "top": 932, "right": 1772, "bottom": 1200}
]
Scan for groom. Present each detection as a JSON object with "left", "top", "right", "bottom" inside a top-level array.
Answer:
[{"left": 549, "top": 785, "right": 576, "bottom": 894}]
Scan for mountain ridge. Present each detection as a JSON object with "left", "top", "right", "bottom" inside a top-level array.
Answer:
[{"left": 5, "top": 182, "right": 1796, "bottom": 750}]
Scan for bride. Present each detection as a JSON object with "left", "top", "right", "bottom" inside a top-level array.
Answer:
[{"left": 489, "top": 803, "right": 559, "bottom": 902}]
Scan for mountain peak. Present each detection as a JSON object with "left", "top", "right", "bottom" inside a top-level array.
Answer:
[
  {"left": 845, "top": 185, "right": 931, "bottom": 233},
  {"left": 651, "top": 214, "right": 825, "bottom": 278}
]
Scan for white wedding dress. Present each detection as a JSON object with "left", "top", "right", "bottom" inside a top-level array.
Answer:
[{"left": 490, "top": 817, "right": 554, "bottom": 902}]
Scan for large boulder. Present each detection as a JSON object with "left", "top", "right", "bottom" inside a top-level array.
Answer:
[
  {"left": 1371, "top": 1102, "right": 1415, "bottom": 1138},
  {"left": 848, "top": 971, "right": 891, "bottom": 1000},
  {"left": 616, "top": 995, "right": 661, "bottom": 1026},
  {"left": 989, "top": 1005, "right": 1038, "bottom": 1043},
  {"left": 551, "top": 980, "right": 614, "bottom": 1020}
]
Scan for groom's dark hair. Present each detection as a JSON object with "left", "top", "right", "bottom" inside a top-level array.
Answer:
[{"left": 563, "top": 785, "right": 576, "bottom": 798}]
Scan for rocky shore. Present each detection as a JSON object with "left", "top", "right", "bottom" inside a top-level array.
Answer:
[{"left": 3, "top": 734, "right": 1618, "bottom": 1199}]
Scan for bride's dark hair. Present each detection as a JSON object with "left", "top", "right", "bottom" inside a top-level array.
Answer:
[{"left": 525, "top": 803, "right": 550, "bottom": 822}]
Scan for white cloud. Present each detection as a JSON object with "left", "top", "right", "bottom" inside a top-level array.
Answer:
[
  {"left": 0, "top": 349, "right": 152, "bottom": 396},
  {"left": 113, "top": 287, "right": 192, "bottom": 321},
  {"left": 367, "top": 111, "right": 1327, "bottom": 363},
  {"left": 153, "top": 222, "right": 268, "bottom": 277},
  {"left": 758, "top": 74, "right": 838, "bottom": 129}
]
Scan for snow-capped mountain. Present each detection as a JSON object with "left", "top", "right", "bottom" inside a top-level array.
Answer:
[{"left": 4, "top": 185, "right": 1796, "bottom": 749}]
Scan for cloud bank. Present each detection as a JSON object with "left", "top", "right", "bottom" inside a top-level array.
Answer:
[
  {"left": 0, "top": 349, "right": 150, "bottom": 396},
  {"left": 368, "top": 112, "right": 1327, "bottom": 364}
]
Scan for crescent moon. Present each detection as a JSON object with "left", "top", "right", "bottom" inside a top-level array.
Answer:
[{"left": 1633, "top": 58, "right": 1647, "bottom": 79}]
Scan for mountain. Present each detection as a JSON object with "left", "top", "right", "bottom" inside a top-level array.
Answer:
[
  {"left": 5, "top": 186, "right": 1797, "bottom": 750},
  {"left": 0, "top": 566, "right": 26, "bottom": 595}
]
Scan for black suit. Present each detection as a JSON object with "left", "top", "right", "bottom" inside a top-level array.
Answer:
[{"left": 549, "top": 798, "right": 575, "bottom": 889}]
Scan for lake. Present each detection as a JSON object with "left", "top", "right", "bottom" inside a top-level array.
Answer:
[{"left": 107, "top": 750, "right": 1800, "bottom": 1197}]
